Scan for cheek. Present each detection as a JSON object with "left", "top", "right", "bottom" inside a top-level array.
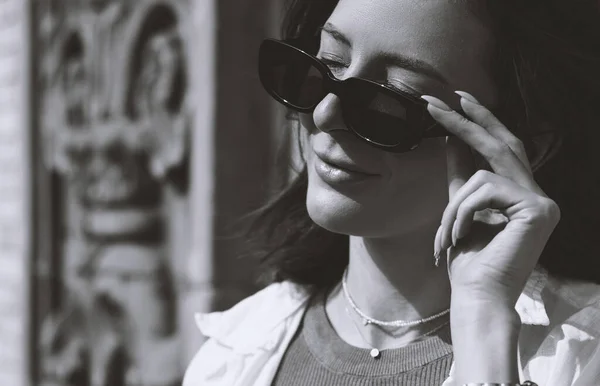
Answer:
[
  {"left": 305, "top": 138, "right": 449, "bottom": 237},
  {"left": 297, "top": 118, "right": 315, "bottom": 161},
  {"left": 382, "top": 138, "right": 449, "bottom": 217},
  {"left": 299, "top": 113, "right": 317, "bottom": 134},
  {"left": 386, "top": 138, "right": 447, "bottom": 192}
]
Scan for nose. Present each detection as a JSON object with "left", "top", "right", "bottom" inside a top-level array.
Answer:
[{"left": 312, "top": 93, "right": 349, "bottom": 134}]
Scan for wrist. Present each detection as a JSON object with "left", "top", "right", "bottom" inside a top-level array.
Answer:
[
  {"left": 451, "top": 295, "right": 520, "bottom": 322},
  {"left": 451, "top": 304, "right": 521, "bottom": 341},
  {"left": 451, "top": 303, "right": 522, "bottom": 384},
  {"left": 451, "top": 286, "right": 518, "bottom": 309}
]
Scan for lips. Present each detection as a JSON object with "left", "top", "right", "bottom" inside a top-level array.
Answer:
[{"left": 313, "top": 151, "right": 378, "bottom": 176}]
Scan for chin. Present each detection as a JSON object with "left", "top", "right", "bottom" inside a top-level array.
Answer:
[
  {"left": 305, "top": 167, "right": 444, "bottom": 239},
  {"left": 305, "top": 173, "right": 386, "bottom": 238}
]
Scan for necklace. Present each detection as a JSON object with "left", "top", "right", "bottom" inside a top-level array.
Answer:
[
  {"left": 344, "top": 306, "right": 450, "bottom": 359},
  {"left": 342, "top": 268, "right": 450, "bottom": 327}
]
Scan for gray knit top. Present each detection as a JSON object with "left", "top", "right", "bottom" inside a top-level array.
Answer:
[{"left": 272, "top": 291, "right": 453, "bottom": 385}]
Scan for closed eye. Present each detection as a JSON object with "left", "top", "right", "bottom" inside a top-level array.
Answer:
[
  {"left": 318, "top": 57, "right": 423, "bottom": 99},
  {"left": 318, "top": 57, "right": 348, "bottom": 76},
  {"left": 382, "top": 81, "right": 422, "bottom": 99}
]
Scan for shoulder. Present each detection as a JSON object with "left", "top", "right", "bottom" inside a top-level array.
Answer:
[
  {"left": 194, "top": 280, "right": 310, "bottom": 352},
  {"left": 182, "top": 281, "right": 311, "bottom": 385},
  {"left": 545, "top": 273, "right": 600, "bottom": 334},
  {"left": 522, "top": 273, "right": 600, "bottom": 385}
]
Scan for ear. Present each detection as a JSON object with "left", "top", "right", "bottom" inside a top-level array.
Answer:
[{"left": 530, "top": 131, "right": 563, "bottom": 173}]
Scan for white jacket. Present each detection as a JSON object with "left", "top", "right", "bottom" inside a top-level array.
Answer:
[{"left": 183, "top": 268, "right": 600, "bottom": 385}]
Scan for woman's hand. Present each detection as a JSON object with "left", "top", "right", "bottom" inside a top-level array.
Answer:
[
  {"left": 423, "top": 92, "right": 561, "bottom": 308},
  {"left": 422, "top": 91, "right": 561, "bottom": 384},
  {"left": 423, "top": 92, "right": 560, "bottom": 384}
]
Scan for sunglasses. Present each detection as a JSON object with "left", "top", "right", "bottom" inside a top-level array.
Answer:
[{"left": 258, "top": 38, "right": 453, "bottom": 153}]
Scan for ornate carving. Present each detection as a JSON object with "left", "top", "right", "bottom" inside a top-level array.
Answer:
[{"left": 36, "top": 1, "right": 190, "bottom": 385}]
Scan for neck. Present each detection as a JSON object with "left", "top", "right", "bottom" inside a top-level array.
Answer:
[
  {"left": 346, "top": 232, "right": 451, "bottom": 322},
  {"left": 326, "top": 223, "right": 452, "bottom": 349}
]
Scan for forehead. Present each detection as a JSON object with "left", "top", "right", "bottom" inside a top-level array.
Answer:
[{"left": 326, "top": 0, "right": 496, "bottom": 102}]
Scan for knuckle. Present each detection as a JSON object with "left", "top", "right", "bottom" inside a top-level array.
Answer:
[
  {"left": 524, "top": 197, "right": 561, "bottom": 226},
  {"left": 478, "top": 182, "right": 499, "bottom": 202},
  {"left": 512, "top": 137, "right": 525, "bottom": 150},
  {"left": 538, "top": 197, "right": 561, "bottom": 224},
  {"left": 456, "top": 201, "right": 473, "bottom": 220},
  {"left": 455, "top": 114, "right": 472, "bottom": 127},
  {"left": 506, "top": 137, "right": 526, "bottom": 153},
  {"left": 487, "top": 142, "right": 512, "bottom": 162},
  {"left": 497, "top": 142, "right": 514, "bottom": 157},
  {"left": 488, "top": 122, "right": 506, "bottom": 132},
  {"left": 472, "top": 169, "right": 492, "bottom": 183},
  {"left": 480, "top": 181, "right": 497, "bottom": 194}
]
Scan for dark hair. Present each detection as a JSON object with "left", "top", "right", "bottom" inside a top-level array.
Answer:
[{"left": 245, "top": 0, "right": 600, "bottom": 294}]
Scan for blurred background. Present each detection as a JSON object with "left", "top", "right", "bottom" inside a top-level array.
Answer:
[{"left": 0, "top": 0, "right": 289, "bottom": 385}]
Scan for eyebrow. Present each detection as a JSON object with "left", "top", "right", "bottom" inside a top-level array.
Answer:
[
  {"left": 320, "top": 22, "right": 352, "bottom": 48},
  {"left": 320, "top": 22, "right": 449, "bottom": 85}
]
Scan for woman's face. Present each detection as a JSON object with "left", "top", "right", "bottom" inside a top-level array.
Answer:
[{"left": 302, "top": 0, "right": 497, "bottom": 237}]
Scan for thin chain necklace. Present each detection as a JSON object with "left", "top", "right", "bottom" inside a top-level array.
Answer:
[
  {"left": 344, "top": 306, "right": 450, "bottom": 359},
  {"left": 342, "top": 268, "right": 450, "bottom": 328}
]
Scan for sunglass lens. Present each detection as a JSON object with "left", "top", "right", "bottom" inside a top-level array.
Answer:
[
  {"left": 260, "top": 42, "right": 325, "bottom": 109},
  {"left": 345, "top": 88, "right": 417, "bottom": 146}
]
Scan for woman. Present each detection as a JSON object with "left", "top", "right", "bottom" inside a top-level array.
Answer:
[{"left": 184, "top": 0, "right": 600, "bottom": 385}]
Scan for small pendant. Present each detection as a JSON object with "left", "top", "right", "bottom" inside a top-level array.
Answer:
[
  {"left": 362, "top": 318, "right": 370, "bottom": 326},
  {"left": 370, "top": 348, "right": 381, "bottom": 359}
]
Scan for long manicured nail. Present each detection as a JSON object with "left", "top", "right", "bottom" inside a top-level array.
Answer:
[
  {"left": 440, "top": 223, "right": 453, "bottom": 251},
  {"left": 454, "top": 90, "right": 481, "bottom": 105},
  {"left": 434, "top": 225, "right": 442, "bottom": 261},
  {"left": 421, "top": 95, "right": 453, "bottom": 112}
]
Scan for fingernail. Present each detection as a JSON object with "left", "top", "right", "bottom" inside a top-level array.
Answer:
[
  {"left": 440, "top": 226, "right": 452, "bottom": 251},
  {"left": 455, "top": 90, "right": 481, "bottom": 105},
  {"left": 433, "top": 225, "right": 442, "bottom": 259},
  {"left": 421, "top": 95, "right": 453, "bottom": 112}
]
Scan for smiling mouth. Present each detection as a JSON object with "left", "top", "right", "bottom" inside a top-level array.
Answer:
[
  {"left": 313, "top": 152, "right": 380, "bottom": 186},
  {"left": 315, "top": 153, "right": 378, "bottom": 176},
  {"left": 322, "top": 159, "right": 364, "bottom": 174}
]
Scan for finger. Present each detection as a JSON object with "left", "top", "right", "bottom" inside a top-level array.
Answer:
[
  {"left": 446, "top": 135, "right": 476, "bottom": 200},
  {"left": 455, "top": 90, "right": 532, "bottom": 174},
  {"left": 450, "top": 186, "right": 555, "bottom": 257},
  {"left": 439, "top": 170, "right": 524, "bottom": 250},
  {"left": 422, "top": 95, "right": 536, "bottom": 191},
  {"left": 453, "top": 184, "right": 507, "bottom": 246}
]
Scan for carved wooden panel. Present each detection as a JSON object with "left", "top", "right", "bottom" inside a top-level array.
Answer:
[{"left": 34, "top": 1, "right": 191, "bottom": 385}]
